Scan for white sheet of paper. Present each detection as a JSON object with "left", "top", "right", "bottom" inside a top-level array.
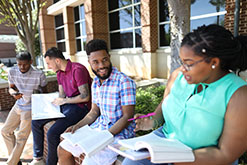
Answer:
[{"left": 32, "top": 93, "right": 65, "bottom": 120}]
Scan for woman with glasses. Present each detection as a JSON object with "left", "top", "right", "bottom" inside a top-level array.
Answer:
[{"left": 122, "top": 24, "right": 247, "bottom": 165}]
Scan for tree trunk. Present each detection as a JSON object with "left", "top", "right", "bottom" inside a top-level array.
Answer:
[
  {"left": 167, "top": 0, "right": 191, "bottom": 73},
  {"left": 27, "top": 40, "right": 37, "bottom": 66}
]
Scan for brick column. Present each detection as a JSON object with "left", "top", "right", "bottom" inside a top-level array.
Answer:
[
  {"left": 225, "top": 0, "right": 247, "bottom": 35},
  {"left": 84, "top": 0, "right": 109, "bottom": 44},
  {"left": 141, "top": 0, "right": 158, "bottom": 53},
  {"left": 63, "top": 7, "right": 76, "bottom": 58},
  {"left": 39, "top": 0, "right": 56, "bottom": 54}
]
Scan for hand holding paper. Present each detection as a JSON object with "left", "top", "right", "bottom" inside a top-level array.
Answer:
[{"left": 52, "top": 97, "right": 66, "bottom": 106}]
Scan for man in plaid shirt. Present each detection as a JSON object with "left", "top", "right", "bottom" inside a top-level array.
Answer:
[{"left": 58, "top": 39, "right": 136, "bottom": 165}]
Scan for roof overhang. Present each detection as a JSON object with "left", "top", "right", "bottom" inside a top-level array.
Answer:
[{"left": 47, "top": 0, "right": 85, "bottom": 16}]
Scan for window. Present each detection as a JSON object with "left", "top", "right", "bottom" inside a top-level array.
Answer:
[
  {"left": 53, "top": 0, "right": 60, "bottom": 3},
  {"left": 74, "top": 5, "right": 87, "bottom": 52},
  {"left": 108, "top": 0, "right": 142, "bottom": 49},
  {"left": 159, "top": 0, "right": 226, "bottom": 47},
  {"left": 159, "top": 0, "right": 170, "bottom": 47},
  {"left": 55, "top": 14, "right": 66, "bottom": 52}
]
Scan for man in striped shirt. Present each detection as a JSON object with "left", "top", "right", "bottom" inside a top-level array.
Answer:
[
  {"left": 1, "top": 52, "right": 47, "bottom": 165},
  {"left": 57, "top": 39, "right": 136, "bottom": 165}
]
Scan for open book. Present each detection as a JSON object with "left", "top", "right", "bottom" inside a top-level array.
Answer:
[
  {"left": 61, "top": 125, "right": 114, "bottom": 157},
  {"left": 32, "top": 93, "right": 65, "bottom": 120},
  {"left": 109, "top": 132, "right": 195, "bottom": 163},
  {"left": 108, "top": 142, "right": 150, "bottom": 161}
]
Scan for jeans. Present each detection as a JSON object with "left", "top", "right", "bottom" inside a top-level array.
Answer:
[{"left": 31, "top": 104, "right": 88, "bottom": 165}]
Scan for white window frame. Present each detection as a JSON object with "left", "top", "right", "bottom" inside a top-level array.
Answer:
[
  {"left": 55, "top": 14, "right": 66, "bottom": 52},
  {"left": 74, "top": 4, "right": 87, "bottom": 52},
  {"left": 108, "top": 0, "right": 141, "bottom": 49}
]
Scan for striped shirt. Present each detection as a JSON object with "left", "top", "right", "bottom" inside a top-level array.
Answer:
[
  {"left": 8, "top": 66, "right": 47, "bottom": 111},
  {"left": 90, "top": 67, "right": 136, "bottom": 139}
]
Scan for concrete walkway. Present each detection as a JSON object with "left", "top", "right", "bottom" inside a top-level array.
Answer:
[{"left": 0, "top": 110, "right": 33, "bottom": 164}]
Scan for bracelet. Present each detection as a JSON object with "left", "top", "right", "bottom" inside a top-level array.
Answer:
[{"left": 152, "top": 119, "right": 160, "bottom": 130}]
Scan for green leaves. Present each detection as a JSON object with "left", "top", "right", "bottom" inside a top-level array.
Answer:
[{"left": 135, "top": 85, "right": 165, "bottom": 115}]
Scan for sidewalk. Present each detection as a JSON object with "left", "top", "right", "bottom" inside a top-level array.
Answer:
[{"left": 0, "top": 110, "right": 33, "bottom": 164}]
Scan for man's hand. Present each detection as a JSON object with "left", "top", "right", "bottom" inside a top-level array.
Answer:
[
  {"left": 52, "top": 97, "right": 66, "bottom": 106},
  {"left": 65, "top": 124, "right": 81, "bottom": 134},
  {"left": 12, "top": 93, "right": 23, "bottom": 100}
]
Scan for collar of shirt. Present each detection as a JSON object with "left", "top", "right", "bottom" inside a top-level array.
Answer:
[
  {"left": 94, "top": 67, "right": 117, "bottom": 86},
  {"left": 57, "top": 59, "right": 72, "bottom": 74},
  {"left": 18, "top": 65, "right": 34, "bottom": 75}
]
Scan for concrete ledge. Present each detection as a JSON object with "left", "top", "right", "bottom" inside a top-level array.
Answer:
[{"left": 136, "top": 78, "right": 167, "bottom": 89}]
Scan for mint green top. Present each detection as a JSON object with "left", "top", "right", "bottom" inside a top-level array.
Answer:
[{"left": 162, "top": 72, "right": 247, "bottom": 149}]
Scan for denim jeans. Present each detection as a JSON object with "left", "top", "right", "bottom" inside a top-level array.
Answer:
[{"left": 31, "top": 104, "right": 88, "bottom": 165}]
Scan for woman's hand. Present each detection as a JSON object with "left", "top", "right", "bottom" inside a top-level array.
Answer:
[{"left": 134, "top": 113, "right": 154, "bottom": 132}]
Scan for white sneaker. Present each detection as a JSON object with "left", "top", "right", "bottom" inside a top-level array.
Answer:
[{"left": 29, "top": 159, "right": 45, "bottom": 165}]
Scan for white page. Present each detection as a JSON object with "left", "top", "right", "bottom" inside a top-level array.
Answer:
[
  {"left": 32, "top": 93, "right": 65, "bottom": 120},
  {"left": 108, "top": 143, "right": 150, "bottom": 160},
  {"left": 119, "top": 132, "right": 192, "bottom": 152},
  {"left": 61, "top": 125, "right": 114, "bottom": 157}
]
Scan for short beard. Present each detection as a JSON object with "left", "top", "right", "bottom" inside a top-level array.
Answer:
[{"left": 92, "top": 63, "right": 112, "bottom": 80}]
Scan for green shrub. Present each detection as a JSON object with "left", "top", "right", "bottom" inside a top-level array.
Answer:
[
  {"left": 135, "top": 85, "right": 165, "bottom": 115},
  {"left": 135, "top": 85, "right": 165, "bottom": 136},
  {"left": 239, "top": 152, "right": 247, "bottom": 164}
]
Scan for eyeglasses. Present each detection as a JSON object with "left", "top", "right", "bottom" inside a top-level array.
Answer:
[{"left": 177, "top": 57, "right": 208, "bottom": 71}]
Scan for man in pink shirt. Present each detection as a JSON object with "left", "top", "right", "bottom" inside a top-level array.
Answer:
[{"left": 30, "top": 47, "right": 91, "bottom": 165}]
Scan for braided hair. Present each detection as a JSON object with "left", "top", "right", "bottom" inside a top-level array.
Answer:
[{"left": 181, "top": 24, "right": 247, "bottom": 73}]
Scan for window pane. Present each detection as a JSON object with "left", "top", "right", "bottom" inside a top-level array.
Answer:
[
  {"left": 81, "top": 22, "right": 86, "bottom": 36},
  {"left": 110, "top": 30, "right": 133, "bottom": 49},
  {"left": 191, "top": 15, "right": 225, "bottom": 30},
  {"left": 134, "top": 6, "right": 141, "bottom": 26},
  {"left": 160, "top": 24, "right": 170, "bottom": 47},
  {"left": 76, "top": 39, "right": 82, "bottom": 52},
  {"left": 80, "top": 5, "right": 85, "bottom": 19},
  {"left": 82, "top": 38, "right": 87, "bottom": 50},
  {"left": 109, "top": 7, "right": 133, "bottom": 31},
  {"left": 57, "top": 42, "right": 66, "bottom": 52},
  {"left": 75, "top": 23, "right": 80, "bottom": 37},
  {"left": 54, "top": 0, "right": 60, "bottom": 3},
  {"left": 108, "top": 0, "right": 132, "bottom": 11},
  {"left": 56, "top": 28, "right": 65, "bottom": 40},
  {"left": 135, "top": 29, "right": 142, "bottom": 47},
  {"left": 55, "top": 14, "right": 63, "bottom": 27},
  {"left": 134, "top": 0, "right": 140, "bottom": 3},
  {"left": 74, "top": 6, "right": 79, "bottom": 22},
  {"left": 191, "top": 0, "right": 225, "bottom": 16},
  {"left": 159, "top": 0, "right": 169, "bottom": 22}
]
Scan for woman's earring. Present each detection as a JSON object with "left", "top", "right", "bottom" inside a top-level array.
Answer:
[{"left": 212, "top": 64, "right": 216, "bottom": 69}]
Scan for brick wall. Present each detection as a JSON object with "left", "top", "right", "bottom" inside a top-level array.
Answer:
[
  {"left": 141, "top": 0, "right": 158, "bottom": 53},
  {"left": 0, "top": 77, "right": 58, "bottom": 111},
  {"left": 225, "top": 0, "right": 247, "bottom": 35},
  {"left": 84, "top": 0, "right": 109, "bottom": 43}
]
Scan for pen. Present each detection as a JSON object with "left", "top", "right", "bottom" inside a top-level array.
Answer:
[{"left": 128, "top": 112, "right": 156, "bottom": 121}]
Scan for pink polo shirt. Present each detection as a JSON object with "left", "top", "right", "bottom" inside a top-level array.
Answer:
[{"left": 57, "top": 60, "right": 91, "bottom": 109}]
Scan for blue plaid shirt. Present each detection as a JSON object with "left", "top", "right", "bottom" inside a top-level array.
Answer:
[{"left": 90, "top": 67, "right": 136, "bottom": 139}]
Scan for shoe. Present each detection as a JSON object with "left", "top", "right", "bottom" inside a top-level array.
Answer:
[
  {"left": 29, "top": 159, "right": 45, "bottom": 165},
  {"left": 17, "top": 161, "right": 22, "bottom": 165}
]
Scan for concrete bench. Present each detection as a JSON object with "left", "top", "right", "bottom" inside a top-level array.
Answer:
[{"left": 43, "top": 121, "right": 123, "bottom": 165}]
